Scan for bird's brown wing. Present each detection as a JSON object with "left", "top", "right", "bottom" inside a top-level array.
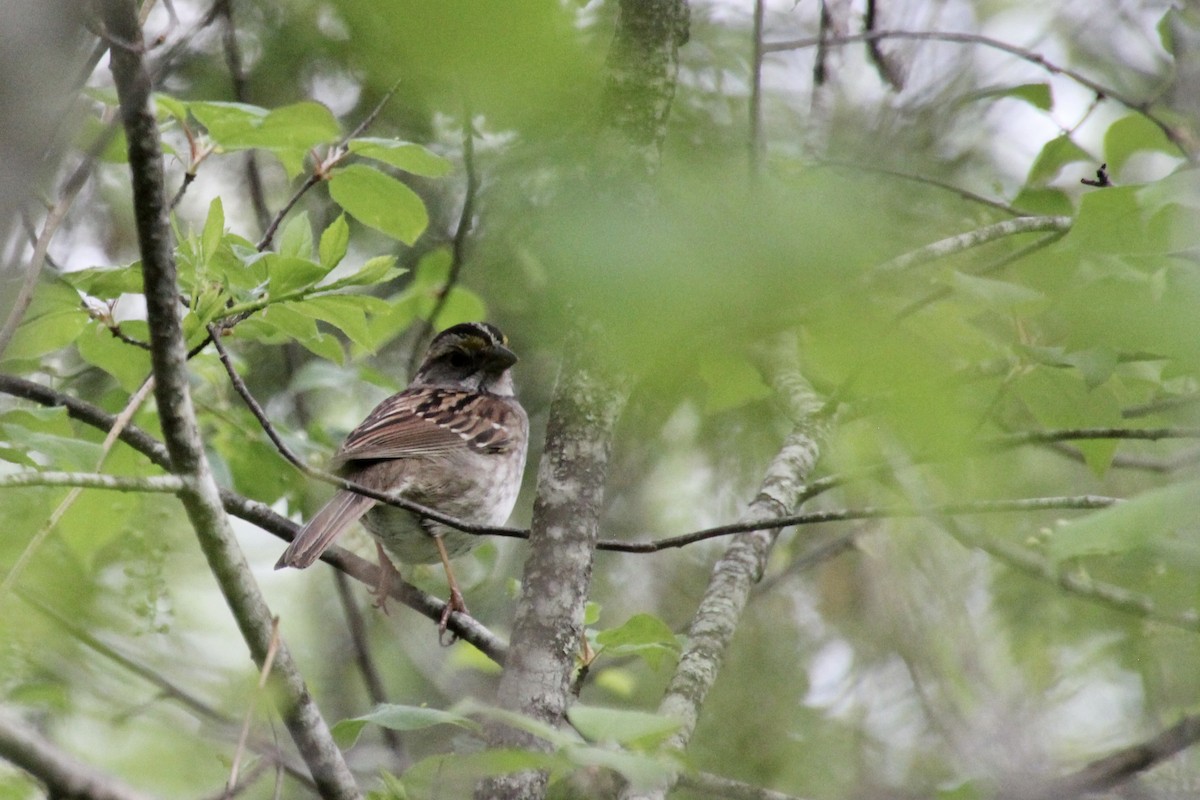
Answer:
[
  {"left": 275, "top": 388, "right": 521, "bottom": 570},
  {"left": 332, "top": 387, "right": 522, "bottom": 465}
]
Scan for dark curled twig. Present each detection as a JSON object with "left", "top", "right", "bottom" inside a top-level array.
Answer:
[{"left": 1081, "top": 162, "right": 1111, "bottom": 187}]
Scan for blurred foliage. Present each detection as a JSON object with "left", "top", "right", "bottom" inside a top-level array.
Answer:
[{"left": 1, "top": 0, "right": 1200, "bottom": 798}]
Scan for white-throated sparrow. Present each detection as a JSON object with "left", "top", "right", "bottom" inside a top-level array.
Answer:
[{"left": 275, "top": 322, "right": 528, "bottom": 628}]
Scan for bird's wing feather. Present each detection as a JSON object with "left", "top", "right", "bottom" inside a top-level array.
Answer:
[
  {"left": 332, "top": 388, "right": 520, "bottom": 466},
  {"left": 274, "top": 489, "right": 376, "bottom": 569}
]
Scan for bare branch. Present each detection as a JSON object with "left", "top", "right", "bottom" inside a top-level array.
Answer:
[
  {"left": 1026, "top": 715, "right": 1200, "bottom": 799},
  {"left": 622, "top": 335, "right": 829, "bottom": 800},
  {"left": 748, "top": 0, "right": 765, "bottom": 173},
  {"left": 992, "top": 427, "right": 1200, "bottom": 447},
  {"left": 596, "top": 495, "right": 1119, "bottom": 553},
  {"left": 950, "top": 522, "right": 1200, "bottom": 634},
  {"left": 0, "top": 708, "right": 158, "bottom": 800},
  {"left": 0, "top": 471, "right": 183, "bottom": 492},
  {"left": 98, "top": 1, "right": 360, "bottom": 795},
  {"left": 873, "top": 216, "right": 1073, "bottom": 275},
  {"left": 763, "top": 29, "right": 1193, "bottom": 161}
]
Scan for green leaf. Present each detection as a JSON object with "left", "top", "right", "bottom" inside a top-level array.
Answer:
[
  {"left": 566, "top": 745, "right": 680, "bottom": 791},
  {"left": 1061, "top": 347, "right": 1119, "bottom": 389},
  {"left": 967, "top": 82, "right": 1052, "bottom": 111},
  {"left": 567, "top": 705, "right": 681, "bottom": 747},
  {"left": 1027, "top": 135, "right": 1094, "bottom": 185},
  {"left": 277, "top": 212, "right": 314, "bottom": 260},
  {"left": 289, "top": 295, "right": 371, "bottom": 349},
  {"left": 0, "top": 422, "right": 103, "bottom": 471},
  {"left": 332, "top": 704, "right": 479, "bottom": 749},
  {"left": 430, "top": 286, "right": 488, "bottom": 328},
  {"left": 76, "top": 323, "right": 152, "bottom": 393},
  {"left": 697, "top": 354, "right": 774, "bottom": 413},
  {"left": 265, "top": 254, "right": 332, "bottom": 297},
  {"left": 349, "top": 137, "right": 453, "bottom": 176},
  {"left": 583, "top": 601, "right": 602, "bottom": 626},
  {"left": 318, "top": 213, "right": 350, "bottom": 270},
  {"left": 60, "top": 263, "right": 144, "bottom": 299},
  {"left": 3, "top": 282, "right": 87, "bottom": 361},
  {"left": 320, "top": 255, "right": 403, "bottom": 291},
  {"left": 1013, "top": 367, "right": 1121, "bottom": 474},
  {"left": 189, "top": 100, "right": 339, "bottom": 152},
  {"left": 154, "top": 93, "right": 188, "bottom": 122},
  {"left": 328, "top": 164, "right": 429, "bottom": 244},
  {"left": 237, "top": 305, "right": 344, "bottom": 363},
  {"left": 1064, "top": 186, "right": 1151, "bottom": 255},
  {"left": 1011, "top": 187, "right": 1073, "bottom": 217},
  {"left": 201, "top": 197, "right": 225, "bottom": 266},
  {"left": 1047, "top": 480, "right": 1200, "bottom": 562},
  {"left": 1104, "top": 114, "right": 1179, "bottom": 174},
  {"left": 595, "top": 613, "right": 681, "bottom": 670},
  {"left": 948, "top": 271, "right": 1046, "bottom": 311}
]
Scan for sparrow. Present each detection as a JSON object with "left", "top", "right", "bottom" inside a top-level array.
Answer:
[{"left": 275, "top": 322, "right": 529, "bottom": 631}]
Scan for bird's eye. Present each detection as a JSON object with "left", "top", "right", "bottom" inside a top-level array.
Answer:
[{"left": 446, "top": 350, "right": 473, "bottom": 369}]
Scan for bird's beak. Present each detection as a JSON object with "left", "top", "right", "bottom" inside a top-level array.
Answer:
[{"left": 484, "top": 343, "right": 518, "bottom": 370}]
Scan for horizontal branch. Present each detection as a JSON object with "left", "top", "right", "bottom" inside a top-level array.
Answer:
[
  {"left": 0, "top": 471, "right": 184, "bottom": 493},
  {"left": 596, "top": 495, "right": 1119, "bottom": 552},
  {"left": 993, "top": 427, "right": 1200, "bottom": 447}
]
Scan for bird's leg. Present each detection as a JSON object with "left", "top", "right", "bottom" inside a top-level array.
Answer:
[
  {"left": 431, "top": 533, "right": 469, "bottom": 643},
  {"left": 372, "top": 542, "right": 401, "bottom": 614}
]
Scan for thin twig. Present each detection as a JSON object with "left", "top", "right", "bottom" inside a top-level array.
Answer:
[
  {"left": 991, "top": 427, "right": 1200, "bottom": 447},
  {"left": 816, "top": 158, "right": 1028, "bottom": 216},
  {"left": 748, "top": 0, "right": 765, "bottom": 174},
  {"left": 764, "top": 29, "right": 1192, "bottom": 161},
  {"left": 0, "top": 471, "right": 183, "bottom": 492},
  {"left": 255, "top": 79, "right": 402, "bottom": 252},
  {"left": 214, "top": 0, "right": 270, "bottom": 232},
  {"left": 873, "top": 216, "right": 1073, "bottom": 275},
  {"left": 432, "top": 104, "right": 479, "bottom": 330},
  {"left": 228, "top": 618, "right": 281, "bottom": 794},
  {"left": 595, "top": 495, "right": 1119, "bottom": 553},
  {"left": 333, "top": 572, "right": 407, "bottom": 761},
  {"left": 0, "top": 376, "right": 156, "bottom": 598}
]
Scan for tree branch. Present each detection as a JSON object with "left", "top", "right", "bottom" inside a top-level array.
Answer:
[
  {"left": 873, "top": 216, "right": 1073, "bottom": 276},
  {"left": 0, "top": 471, "right": 184, "bottom": 492},
  {"left": 763, "top": 29, "right": 1193, "bottom": 161},
  {"left": 477, "top": 329, "right": 630, "bottom": 799},
  {"left": 97, "top": 1, "right": 359, "bottom": 795},
  {"left": 0, "top": 708, "right": 158, "bottom": 800},
  {"left": 621, "top": 335, "right": 828, "bottom": 800}
]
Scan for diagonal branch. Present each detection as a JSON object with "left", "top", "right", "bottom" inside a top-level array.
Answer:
[
  {"left": 98, "top": 2, "right": 359, "bottom": 795},
  {"left": 0, "top": 708, "right": 158, "bottom": 800},
  {"left": 621, "top": 335, "right": 829, "bottom": 800}
]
